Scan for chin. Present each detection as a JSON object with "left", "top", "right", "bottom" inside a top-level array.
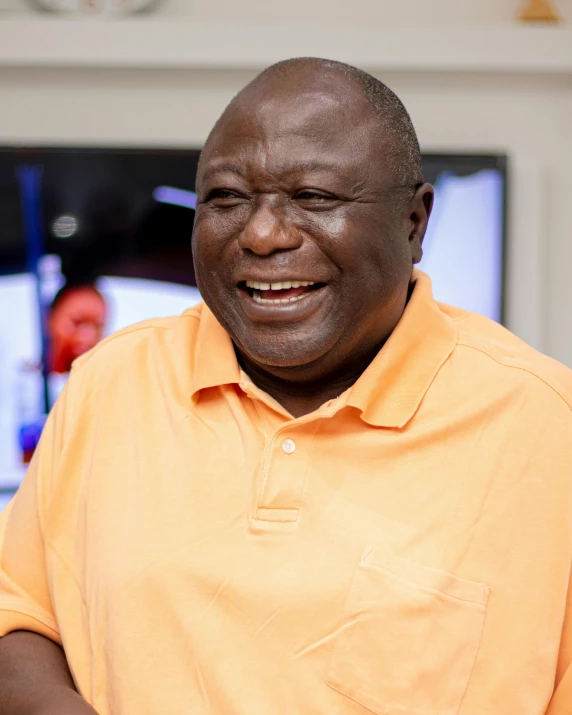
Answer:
[
  {"left": 248, "top": 352, "right": 314, "bottom": 369},
  {"left": 239, "top": 336, "right": 334, "bottom": 372}
]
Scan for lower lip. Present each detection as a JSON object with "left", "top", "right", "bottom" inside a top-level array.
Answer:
[{"left": 237, "top": 285, "right": 329, "bottom": 323}]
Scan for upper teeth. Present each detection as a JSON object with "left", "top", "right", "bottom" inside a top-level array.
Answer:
[{"left": 245, "top": 280, "right": 315, "bottom": 290}]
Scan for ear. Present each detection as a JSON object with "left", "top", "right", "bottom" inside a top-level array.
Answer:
[{"left": 408, "top": 183, "right": 434, "bottom": 264}]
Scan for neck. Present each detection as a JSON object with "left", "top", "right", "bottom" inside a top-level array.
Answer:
[
  {"left": 235, "top": 279, "right": 416, "bottom": 418},
  {"left": 236, "top": 343, "right": 383, "bottom": 418}
]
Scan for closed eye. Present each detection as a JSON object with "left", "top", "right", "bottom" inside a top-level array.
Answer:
[
  {"left": 203, "top": 188, "right": 246, "bottom": 206},
  {"left": 293, "top": 190, "right": 342, "bottom": 208},
  {"left": 294, "top": 190, "right": 333, "bottom": 200}
]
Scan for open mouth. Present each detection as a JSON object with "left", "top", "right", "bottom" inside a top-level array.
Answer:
[{"left": 240, "top": 280, "right": 325, "bottom": 305}]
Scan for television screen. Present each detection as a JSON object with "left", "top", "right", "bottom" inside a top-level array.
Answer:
[
  {"left": 0, "top": 148, "right": 507, "bottom": 508},
  {"left": 419, "top": 155, "right": 506, "bottom": 324}
]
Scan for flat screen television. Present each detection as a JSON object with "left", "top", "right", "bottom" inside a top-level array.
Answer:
[{"left": 0, "top": 147, "right": 507, "bottom": 507}]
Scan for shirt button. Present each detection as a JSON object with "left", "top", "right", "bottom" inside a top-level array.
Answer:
[{"left": 281, "top": 438, "right": 296, "bottom": 455}]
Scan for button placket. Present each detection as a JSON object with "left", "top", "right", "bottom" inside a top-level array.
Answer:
[
  {"left": 253, "top": 421, "right": 322, "bottom": 524},
  {"left": 281, "top": 438, "right": 296, "bottom": 455}
]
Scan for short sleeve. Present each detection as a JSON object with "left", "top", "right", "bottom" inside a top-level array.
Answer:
[
  {"left": 547, "top": 569, "right": 572, "bottom": 714},
  {"left": 0, "top": 383, "right": 68, "bottom": 645}
]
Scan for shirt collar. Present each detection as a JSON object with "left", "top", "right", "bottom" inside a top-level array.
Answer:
[
  {"left": 345, "top": 270, "right": 457, "bottom": 428},
  {"left": 190, "top": 270, "right": 457, "bottom": 427},
  {"left": 189, "top": 305, "right": 241, "bottom": 401}
]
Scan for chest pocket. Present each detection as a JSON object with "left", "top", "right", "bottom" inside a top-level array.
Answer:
[{"left": 326, "top": 545, "right": 489, "bottom": 715}]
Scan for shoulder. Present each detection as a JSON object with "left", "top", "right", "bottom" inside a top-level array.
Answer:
[
  {"left": 64, "top": 305, "right": 205, "bottom": 408},
  {"left": 442, "top": 304, "right": 572, "bottom": 414},
  {"left": 73, "top": 305, "right": 203, "bottom": 373}
]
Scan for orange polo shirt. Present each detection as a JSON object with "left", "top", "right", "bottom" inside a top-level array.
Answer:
[{"left": 1, "top": 271, "right": 572, "bottom": 715}]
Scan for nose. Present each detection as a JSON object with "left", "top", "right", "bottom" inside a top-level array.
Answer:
[{"left": 238, "top": 198, "right": 302, "bottom": 256}]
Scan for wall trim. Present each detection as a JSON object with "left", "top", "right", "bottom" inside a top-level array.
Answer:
[{"left": 2, "top": 19, "right": 572, "bottom": 73}]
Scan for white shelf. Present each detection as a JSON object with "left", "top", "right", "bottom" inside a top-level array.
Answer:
[{"left": 1, "top": 18, "right": 572, "bottom": 73}]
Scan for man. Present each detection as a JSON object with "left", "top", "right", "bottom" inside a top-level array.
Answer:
[{"left": 1, "top": 58, "right": 571, "bottom": 715}]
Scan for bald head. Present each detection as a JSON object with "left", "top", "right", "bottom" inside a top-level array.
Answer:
[{"left": 206, "top": 57, "right": 424, "bottom": 188}]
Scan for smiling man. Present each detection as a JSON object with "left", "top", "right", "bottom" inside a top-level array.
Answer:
[
  {"left": 1, "top": 58, "right": 572, "bottom": 715},
  {"left": 193, "top": 60, "right": 429, "bottom": 420}
]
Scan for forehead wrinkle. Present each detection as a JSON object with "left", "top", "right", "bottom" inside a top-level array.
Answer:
[
  {"left": 253, "top": 94, "right": 369, "bottom": 151},
  {"left": 198, "top": 141, "right": 270, "bottom": 186},
  {"left": 200, "top": 154, "right": 363, "bottom": 194},
  {"left": 217, "top": 84, "right": 370, "bottom": 148},
  {"left": 200, "top": 89, "right": 382, "bottom": 191},
  {"left": 203, "top": 114, "right": 375, "bottom": 178},
  {"left": 199, "top": 160, "right": 246, "bottom": 182}
]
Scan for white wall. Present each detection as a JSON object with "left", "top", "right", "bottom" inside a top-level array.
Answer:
[
  {"left": 161, "top": 0, "right": 572, "bottom": 24},
  {"left": 1, "top": 0, "right": 572, "bottom": 364}
]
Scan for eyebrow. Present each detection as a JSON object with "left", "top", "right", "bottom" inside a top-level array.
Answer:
[
  {"left": 200, "top": 159, "right": 347, "bottom": 182},
  {"left": 200, "top": 161, "right": 245, "bottom": 180}
]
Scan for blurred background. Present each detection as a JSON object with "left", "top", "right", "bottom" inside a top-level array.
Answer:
[{"left": 0, "top": 0, "right": 571, "bottom": 507}]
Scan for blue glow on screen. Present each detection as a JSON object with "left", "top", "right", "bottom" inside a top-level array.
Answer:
[
  {"left": 418, "top": 169, "right": 504, "bottom": 322},
  {"left": 153, "top": 186, "right": 197, "bottom": 210},
  {"left": 0, "top": 492, "right": 14, "bottom": 513}
]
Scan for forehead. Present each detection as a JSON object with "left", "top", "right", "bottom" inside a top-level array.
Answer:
[{"left": 199, "top": 86, "right": 384, "bottom": 184}]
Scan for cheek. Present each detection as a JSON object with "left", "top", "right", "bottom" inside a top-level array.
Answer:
[
  {"left": 301, "top": 212, "right": 403, "bottom": 282},
  {"left": 352, "top": 213, "right": 412, "bottom": 273},
  {"left": 304, "top": 211, "right": 348, "bottom": 240},
  {"left": 194, "top": 206, "right": 249, "bottom": 247},
  {"left": 192, "top": 210, "right": 245, "bottom": 281}
]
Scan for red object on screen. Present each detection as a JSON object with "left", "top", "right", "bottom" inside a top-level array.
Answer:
[{"left": 48, "top": 286, "right": 107, "bottom": 375}]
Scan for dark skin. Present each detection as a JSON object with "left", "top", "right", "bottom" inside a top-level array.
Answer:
[
  {"left": 0, "top": 64, "right": 434, "bottom": 715},
  {"left": 193, "top": 66, "right": 434, "bottom": 417},
  {"left": 0, "top": 631, "right": 97, "bottom": 715}
]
